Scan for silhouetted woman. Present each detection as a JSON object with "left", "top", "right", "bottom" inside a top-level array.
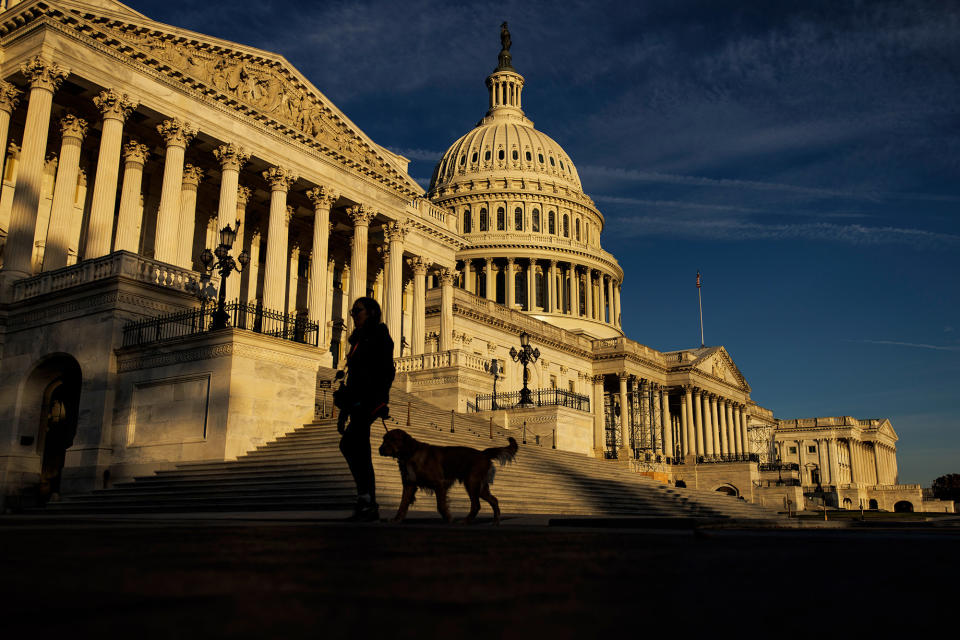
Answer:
[{"left": 338, "top": 296, "right": 394, "bottom": 521}]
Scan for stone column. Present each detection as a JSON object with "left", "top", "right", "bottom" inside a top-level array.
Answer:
[
  {"left": 305, "top": 186, "right": 336, "bottom": 335},
  {"left": 287, "top": 242, "right": 300, "bottom": 315},
  {"left": 638, "top": 380, "right": 650, "bottom": 454},
  {"left": 410, "top": 257, "right": 427, "bottom": 355},
  {"left": 592, "top": 375, "right": 605, "bottom": 457},
  {"left": 439, "top": 267, "right": 454, "bottom": 351},
  {"left": 44, "top": 114, "right": 87, "bottom": 270},
  {"left": 732, "top": 404, "right": 743, "bottom": 456},
  {"left": 827, "top": 439, "right": 839, "bottom": 485},
  {"left": 212, "top": 143, "right": 248, "bottom": 230},
  {"left": 86, "top": 90, "right": 138, "bottom": 258},
  {"left": 711, "top": 394, "right": 722, "bottom": 455},
  {"left": 484, "top": 257, "right": 494, "bottom": 301},
  {"left": 177, "top": 165, "right": 203, "bottom": 269},
  {"left": 505, "top": 257, "right": 515, "bottom": 308},
  {"left": 153, "top": 119, "right": 197, "bottom": 264},
  {"left": 740, "top": 405, "right": 750, "bottom": 458},
  {"left": 680, "top": 387, "right": 689, "bottom": 456},
  {"left": 526, "top": 259, "right": 535, "bottom": 310},
  {"left": 618, "top": 373, "right": 631, "bottom": 460},
  {"left": 3, "top": 57, "right": 68, "bottom": 280},
  {"left": 0, "top": 82, "right": 20, "bottom": 180},
  {"left": 114, "top": 140, "right": 149, "bottom": 253},
  {"left": 661, "top": 386, "right": 673, "bottom": 459},
  {"left": 346, "top": 204, "right": 375, "bottom": 328},
  {"left": 717, "top": 397, "right": 729, "bottom": 456},
  {"left": 613, "top": 279, "right": 622, "bottom": 327},
  {"left": 246, "top": 226, "right": 261, "bottom": 304},
  {"left": 384, "top": 221, "right": 408, "bottom": 354},
  {"left": 229, "top": 186, "right": 251, "bottom": 302},
  {"left": 261, "top": 166, "right": 297, "bottom": 310},
  {"left": 606, "top": 276, "right": 614, "bottom": 324},
  {"left": 584, "top": 269, "right": 594, "bottom": 320},
  {"left": 692, "top": 388, "right": 704, "bottom": 456},
  {"left": 598, "top": 273, "right": 607, "bottom": 323},
  {"left": 548, "top": 259, "right": 558, "bottom": 312},
  {"left": 873, "top": 444, "right": 883, "bottom": 485},
  {"left": 571, "top": 265, "right": 581, "bottom": 317},
  {"left": 698, "top": 392, "right": 710, "bottom": 456}
]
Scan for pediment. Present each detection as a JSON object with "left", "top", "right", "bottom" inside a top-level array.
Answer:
[
  {"left": 4, "top": 1, "right": 421, "bottom": 197},
  {"left": 874, "top": 419, "right": 898, "bottom": 441},
  {"left": 691, "top": 346, "right": 751, "bottom": 392}
]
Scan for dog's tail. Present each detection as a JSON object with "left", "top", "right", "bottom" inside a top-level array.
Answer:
[{"left": 483, "top": 437, "right": 518, "bottom": 466}]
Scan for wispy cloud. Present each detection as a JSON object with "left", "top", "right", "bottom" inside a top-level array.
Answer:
[
  {"left": 386, "top": 147, "right": 444, "bottom": 162},
  {"left": 855, "top": 340, "right": 960, "bottom": 352},
  {"left": 592, "top": 195, "right": 868, "bottom": 219}
]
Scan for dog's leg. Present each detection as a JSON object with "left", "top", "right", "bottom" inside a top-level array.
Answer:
[
  {"left": 462, "top": 478, "right": 482, "bottom": 524},
  {"left": 393, "top": 484, "right": 417, "bottom": 523},
  {"left": 480, "top": 484, "right": 501, "bottom": 525},
  {"left": 435, "top": 486, "right": 453, "bottom": 523}
]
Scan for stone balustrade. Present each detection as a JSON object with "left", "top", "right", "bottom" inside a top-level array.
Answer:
[{"left": 394, "top": 348, "right": 488, "bottom": 374}]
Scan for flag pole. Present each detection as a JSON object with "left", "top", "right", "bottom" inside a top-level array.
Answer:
[{"left": 697, "top": 271, "right": 704, "bottom": 348}]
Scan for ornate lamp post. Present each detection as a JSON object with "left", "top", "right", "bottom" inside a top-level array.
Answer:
[
  {"left": 198, "top": 221, "right": 249, "bottom": 330},
  {"left": 485, "top": 358, "right": 501, "bottom": 410},
  {"left": 509, "top": 331, "right": 540, "bottom": 407}
]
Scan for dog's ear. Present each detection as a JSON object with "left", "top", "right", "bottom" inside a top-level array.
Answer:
[{"left": 398, "top": 430, "right": 416, "bottom": 457}]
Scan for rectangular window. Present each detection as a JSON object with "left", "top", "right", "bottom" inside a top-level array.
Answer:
[
  {"left": 808, "top": 445, "right": 817, "bottom": 453},
  {"left": 788, "top": 446, "right": 797, "bottom": 454}
]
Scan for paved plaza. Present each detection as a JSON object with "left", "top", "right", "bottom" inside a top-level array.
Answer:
[{"left": 1, "top": 513, "right": 956, "bottom": 638}]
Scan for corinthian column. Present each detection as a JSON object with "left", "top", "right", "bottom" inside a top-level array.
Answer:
[
  {"left": 114, "top": 140, "right": 149, "bottom": 253},
  {"left": 154, "top": 119, "right": 196, "bottom": 264},
  {"left": 571, "top": 265, "right": 581, "bottom": 317},
  {"left": 692, "top": 387, "right": 703, "bottom": 455},
  {"left": 606, "top": 276, "right": 614, "bottom": 324},
  {"left": 592, "top": 375, "right": 605, "bottom": 457},
  {"left": 4, "top": 57, "right": 68, "bottom": 280},
  {"left": 306, "top": 186, "right": 337, "bottom": 332},
  {"left": 618, "top": 373, "right": 631, "bottom": 460},
  {"left": 213, "top": 143, "right": 248, "bottom": 231},
  {"left": 229, "top": 186, "right": 251, "bottom": 302},
  {"left": 410, "top": 256, "right": 427, "bottom": 355},
  {"left": 287, "top": 242, "right": 300, "bottom": 315},
  {"left": 85, "top": 90, "right": 137, "bottom": 258},
  {"left": 584, "top": 269, "right": 594, "bottom": 319},
  {"left": 598, "top": 273, "right": 606, "bottom": 323},
  {"left": 526, "top": 259, "right": 535, "bottom": 310},
  {"left": 0, "top": 82, "right": 21, "bottom": 180},
  {"left": 178, "top": 165, "right": 204, "bottom": 268},
  {"left": 614, "top": 279, "right": 622, "bottom": 327},
  {"left": 548, "top": 259, "right": 558, "bottom": 311},
  {"left": 438, "top": 267, "right": 454, "bottom": 351},
  {"left": 347, "top": 205, "right": 375, "bottom": 328},
  {"left": 505, "top": 257, "right": 515, "bottom": 308},
  {"left": 261, "top": 166, "right": 297, "bottom": 310},
  {"left": 44, "top": 114, "right": 88, "bottom": 270},
  {"left": 384, "top": 221, "right": 408, "bottom": 354}
]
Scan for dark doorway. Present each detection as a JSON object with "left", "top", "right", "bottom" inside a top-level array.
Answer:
[
  {"left": 868, "top": 499, "right": 878, "bottom": 510},
  {"left": 894, "top": 500, "right": 914, "bottom": 513}
]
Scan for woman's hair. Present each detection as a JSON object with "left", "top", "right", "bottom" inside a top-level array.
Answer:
[{"left": 353, "top": 296, "right": 382, "bottom": 326}]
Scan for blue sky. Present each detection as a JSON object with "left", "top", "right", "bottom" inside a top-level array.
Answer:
[{"left": 123, "top": 0, "right": 959, "bottom": 485}]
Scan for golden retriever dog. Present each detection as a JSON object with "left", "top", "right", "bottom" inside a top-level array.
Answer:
[{"left": 378, "top": 429, "right": 518, "bottom": 524}]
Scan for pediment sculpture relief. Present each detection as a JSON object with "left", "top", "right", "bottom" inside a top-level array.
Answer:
[{"left": 101, "top": 24, "right": 394, "bottom": 176}]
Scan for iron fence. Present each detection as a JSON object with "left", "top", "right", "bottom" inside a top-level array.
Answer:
[
  {"left": 758, "top": 462, "right": 799, "bottom": 472},
  {"left": 123, "top": 301, "right": 319, "bottom": 348},
  {"left": 696, "top": 453, "right": 760, "bottom": 464},
  {"left": 469, "top": 388, "right": 590, "bottom": 413}
]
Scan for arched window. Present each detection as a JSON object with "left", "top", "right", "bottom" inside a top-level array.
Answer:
[
  {"left": 484, "top": 150, "right": 491, "bottom": 161},
  {"left": 479, "top": 208, "right": 488, "bottom": 231},
  {"left": 512, "top": 150, "right": 519, "bottom": 161},
  {"left": 514, "top": 207, "right": 523, "bottom": 231},
  {"left": 471, "top": 151, "right": 478, "bottom": 163},
  {"left": 550, "top": 156, "right": 556, "bottom": 167},
  {"left": 532, "top": 209, "right": 541, "bottom": 232},
  {"left": 563, "top": 214, "right": 569, "bottom": 237},
  {"left": 498, "top": 149, "right": 505, "bottom": 160},
  {"left": 463, "top": 208, "right": 472, "bottom": 234},
  {"left": 459, "top": 155, "right": 466, "bottom": 166},
  {"left": 496, "top": 207, "right": 505, "bottom": 231},
  {"left": 575, "top": 218, "right": 580, "bottom": 241},
  {"left": 525, "top": 151, "right": 532, "bottom": 162},
  {"left": 548, "top": 211, "right": 556, "bottom": 235},
  {"left": 538, "top": 153, "right": 544, "bottom": 164}
]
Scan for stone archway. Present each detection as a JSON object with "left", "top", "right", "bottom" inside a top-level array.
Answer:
[
  {"left": 894, "top": 500, "right": 914, "bottom": 513},
  {"left": 19, "top": 354, "right": 83, "bottom": 502},
  {"left": 868, "top": 499, "right": 878, "bottom": 510},
  {"left": 842, "top": 497, "right": 853, "bottom": 509},
  {"left": 715, "top": 484, "right": 738, "bottom": 497}
]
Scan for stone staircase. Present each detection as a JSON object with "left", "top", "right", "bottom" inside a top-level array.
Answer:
[{"left": 45, "top": 383, "right": 782, "bottom": 521}]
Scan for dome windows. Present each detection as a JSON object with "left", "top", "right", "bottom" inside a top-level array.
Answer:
[
  {"left": 575, "top": 218, "right": 581, "bottom": 241},
  {"left": 532, "top": 209, "right": 541, "bottom": 232},
  {"left": 460, "top": 155, "right": 466, "bottom": 166},
  {"left": 526, "top": 151, "right": 532, "bottom": 162},
  {"left": 496, "top": 207, "right": 505, "bottom": 231},
  {"left": 479, "top": 207, "right": 488, "bottom": 231},
  {"left": 550, "top": 156, "right": 556, "bottom": 167},
  {"left": 548, "top": 211, "right": 556, "bottom": 234},
  {"left": 472, "top": 151, "right": 478, "bottom": 163},
  {"left": 484, "top": 150, "right": 491, "bottom": 162},
  {"left": 560, "top": 159, "right": 565, "bottom": 170},
  {"left": 538, "top": 153, "right": 544, "bottom": 164},
  {"left": 498, "top": 149, "right": 505, "bottom": 160},
  {"left": 514, "top": 207, "right": 523, "bottom": 231},
  {"left": 463, "top": 208, "right": 472, "bottom": 233},
  {"left": 563, "top": 214, "right": 569, "bottom": 238},
  {"left": 512, "top": 150, "right": 519, "bottom": 161}
]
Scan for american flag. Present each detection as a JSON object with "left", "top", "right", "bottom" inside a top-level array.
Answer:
[{"left": 696, "top": 271, "right": 701, "bottom": 289}]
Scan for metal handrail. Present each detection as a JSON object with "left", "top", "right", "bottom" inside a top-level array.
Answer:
[{"left": 470, "top": 387, "right": 591, "bottom": 412}]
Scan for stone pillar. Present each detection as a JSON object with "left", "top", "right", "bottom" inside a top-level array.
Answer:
[
  {"left": 44, "top": 114, "right": 87, "bottom": 270},
  {"left": 614, "top": 280, "right": 622, "bottom": 327},
  {"left": 827, "top": 439, "right": 839, "bottom": 485},
  {"left": 873, "top": 444, "right": 882, "bottom": 485},
  {"left": 287, "top": 242, "right": 300, "bottom": 315},
  {"left": 717, "top": 397, "right": 729, "bottom": 456},
  {"left": 526, "top": 259, "right": 535, "bottom": 310},
  {"left": 384, "top": 221, "right": 407, "bottom": 355},
  {"left": 618, "top": 373, "right": 631, "bottom": 460},
  {"left": 246, "top": 226, "right": 261, "bottom": 304},
  {"left": 606, "top": 276, "right": 614, "bottom": 324},
  {"left": 114, "top": 140, "right": 149, "bottom": 253},
  {"left": 347, "top": 204, "right": 375, "bottom": 328},
  {"left": 661, "top": 386, "right": 672, "bottom": 459},
  {"left": 410, "top": 257, "right": 427, "bottom": 355},
  {"left": 732, "top": 404, "right": 743, "bottom": 456},
  {"left": 546, "top": 259, "right": 556, "bottom": 312},
  {"left": 584, "top": 269, "right": 594, "bottom": 320},
  {"left": 699, "top": 392, "right": 711, "bottom": 456},
  {"left": 177, "top": 165, "right": 203, "bottom": 269},
  {"left": 261, "top": 166, "right": 297, "bottom": 310},
  {"left": 3, "top": 57, "right": 68, "bottom": 280},
  {"left": 154, "top": 119, "right": 197, "bottom": 264},
  {"left": 305, "top": 186, "right": 336, "bottom": 335},
  {"left": 680, "top": 387, "right": 689, "bottom": 456},
  {"left": 484, "top": 257, "right": 495, "bottom": 301},
  {"left": 598, "top": 273, "right": 607, "bottom": 323},
  {"left": 571, "top": 265, "right": 581, "bottom": 317},
  {"left": 229, "top": 186, "right": 251, "bottom": 302},
  {"left": 0, "top": 82, "right": 20, "bottom": 180},
  {"left": 505, "top": 257, "right": 515, "bottom": 308},
  {"left": 86, "top": 90, "right": 137, "bottom": 258},
  {"left": 439, "top": 267, "right": 454, "bottom": 351},
  {"left": 711, "top": 394, "right": 722, "bottom": 455},
  {"left": 740, "top": 406, "right": 750, "bottom": 458},
  {"left": 212, "top": 142, "right": 248, "bottom": 230},
  {"left": 592, "top": 375, "right": 605, "bottom": 457},
  {"left": 692, "top": 388, "right": 704, "bottom": 456}
]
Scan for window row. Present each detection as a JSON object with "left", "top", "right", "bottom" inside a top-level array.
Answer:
[
  {"left": 455, "top": 148, "right": 571, "bottom": 174},
  {"left": 462, "top": 206, "right": 588, "bottom": 241}
]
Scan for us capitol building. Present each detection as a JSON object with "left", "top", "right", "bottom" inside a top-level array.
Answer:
[{"left": 0, "top": 0, "right": 949, "bottom": 513}]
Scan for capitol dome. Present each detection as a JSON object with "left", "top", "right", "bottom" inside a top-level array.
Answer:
[{"left": 427, "top": 24, "right": 624, "bottom": 339}]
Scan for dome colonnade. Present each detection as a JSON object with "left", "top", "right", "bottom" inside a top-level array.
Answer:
[{"left": 0, "top": 47, "right": 458, "bottom": 361}]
